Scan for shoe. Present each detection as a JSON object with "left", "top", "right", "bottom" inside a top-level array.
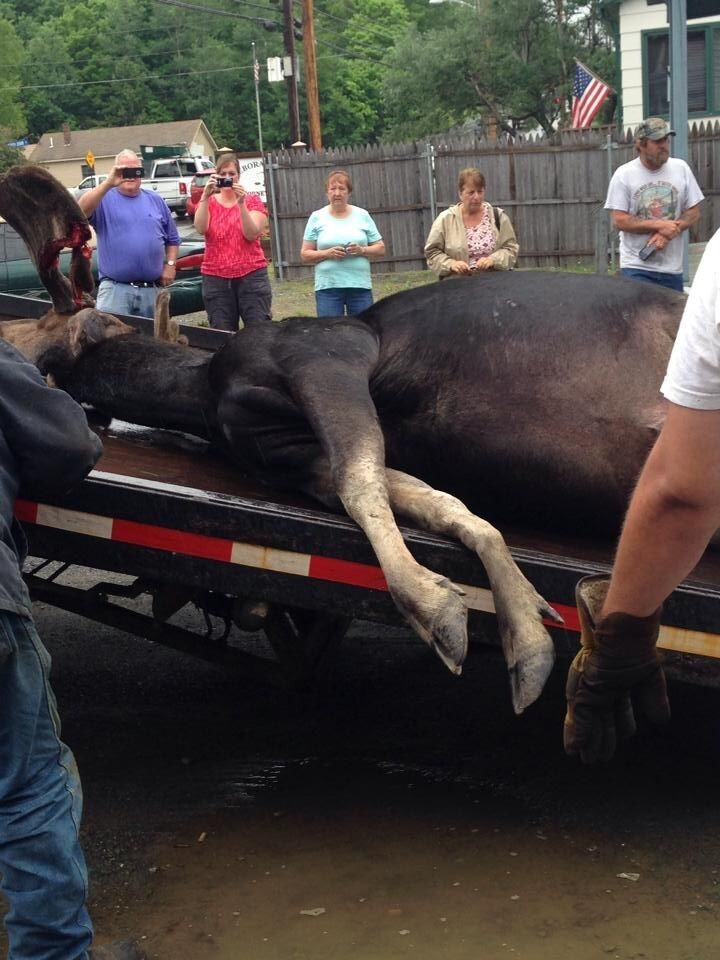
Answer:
[{"left": 89, "top": 941, "right": 147, "bottom": 960}]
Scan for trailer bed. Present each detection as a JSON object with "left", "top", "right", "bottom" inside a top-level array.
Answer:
[{"left": 15, "top": 419, "right": 720, "bottom": 689}]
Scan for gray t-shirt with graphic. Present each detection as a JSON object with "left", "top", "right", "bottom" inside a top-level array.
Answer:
[{"left": 605, "top": 156, "right": 704, "bottom": 274}]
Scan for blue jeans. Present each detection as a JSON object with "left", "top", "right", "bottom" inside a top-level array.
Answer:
[
  {"left": 0, "top": 612, "right": 93, "bottom": 960},
  {"left": 619, "top": 268, "right": 685, "bottom": 292},
  {"left": 202, "top": 268, "right": 273, "bottom": 332},
  {"left": 96, "top": 278, "right": 159, "bottom": 318},
  {"left": 315, "top": 287, "right": 374, "bottom": 318}
]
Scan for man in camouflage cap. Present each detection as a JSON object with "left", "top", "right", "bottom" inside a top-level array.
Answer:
[
  {"left": 635, "top": 117, "right": 675, "bottom": 140},
  {"left": 603, "top": 115, "right": 703, "bottom": 290}
]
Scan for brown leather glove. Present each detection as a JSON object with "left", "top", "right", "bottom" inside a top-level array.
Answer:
[{"left": 564, "top": 575, "right": 670, "bottom": 763}]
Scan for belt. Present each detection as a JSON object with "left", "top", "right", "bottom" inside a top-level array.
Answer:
[{"left": 102, "top": 277, "right": 158, "bottom": 288}]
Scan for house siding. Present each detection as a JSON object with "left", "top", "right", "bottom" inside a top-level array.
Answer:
[{"left": 620, "top": 0, "right": 720, "bottom": 126}]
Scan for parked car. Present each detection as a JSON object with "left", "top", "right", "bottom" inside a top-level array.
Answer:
[
  {"left": 0, "top": 220, "right": 205, "bottom": 317},
  {"left": 185, "top": 169, "right": 215, "bottom": 217},
  {"left": 69, "top": 174, "right": 108, "bottom": 198}
]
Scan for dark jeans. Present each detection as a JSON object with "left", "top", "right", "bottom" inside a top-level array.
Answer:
[
  {"left": 619, "top": 267, "right": 685, "bottom": 292},
  {"left": 202, "top": 267, "right": 272, "bottom": 332},
  {"left": 315, "top": 287, "right": 374, "bottom": 318},
  {"left": 0, "top": 612, "right": 93, "bottom": 959}
]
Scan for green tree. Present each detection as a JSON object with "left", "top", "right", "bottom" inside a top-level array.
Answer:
[
  {"left": 314, "top": 0, "right": 410, "bottom": 145},
  {"left": 382, "top": 0, "right": 613, "bottom": 139},
  {"left": 20, "top": 22, "right": 74, "bottom": 138},
  {"left": 0, "top": 17, "right": 26, "bottom": 137},
  {"left": 0, "top": 143, "right": 26, "bottom": 173}
]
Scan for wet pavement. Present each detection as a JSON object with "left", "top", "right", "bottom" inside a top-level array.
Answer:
[{"left": 2, "top": 593, "right": 719, "bottom": 959}]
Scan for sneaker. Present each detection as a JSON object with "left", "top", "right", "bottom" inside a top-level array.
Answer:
[{"left": 89, "top": 941, "right": 147, "bottom": 960}]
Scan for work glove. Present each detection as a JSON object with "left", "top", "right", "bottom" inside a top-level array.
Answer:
[{"left": 564, "top": 574, "right": 670, "bottom": 763}]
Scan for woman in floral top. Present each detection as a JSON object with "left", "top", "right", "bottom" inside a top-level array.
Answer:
[{"left": 424, "top": 167, "right": 519, "bottom": 277}]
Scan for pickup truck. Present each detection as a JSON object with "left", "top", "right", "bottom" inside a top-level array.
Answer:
[
  {"left": 2, "top": 290, "right": 720, "bottom": 695},
  {"left": 142, "top": 156, "right": 215, "bottom": 219},
  {"left": 70, "top": 174, "right": 108, "bottom": 198}
]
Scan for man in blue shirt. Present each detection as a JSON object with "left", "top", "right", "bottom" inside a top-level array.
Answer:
[{"left": 78, "top": 149, "right": 179, "bottom": 318}]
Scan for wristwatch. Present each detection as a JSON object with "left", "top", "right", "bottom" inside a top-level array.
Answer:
[{"left": 165, "top": 259, "right": 176, "bottom": 266}]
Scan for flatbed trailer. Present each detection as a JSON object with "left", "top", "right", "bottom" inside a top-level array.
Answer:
[{"left": 4, "top": 292, "right": 720, "bottom": 690}]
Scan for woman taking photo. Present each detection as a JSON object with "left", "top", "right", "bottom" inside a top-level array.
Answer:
[
  {"left": 194, "top": 152, "right": 272, "bottom": 331},
  {"left": 301, "top": 169, "right": 385, "bottom": 317},
  {"left": 425, "top": 167, "right": 518, "bottom": 277}
]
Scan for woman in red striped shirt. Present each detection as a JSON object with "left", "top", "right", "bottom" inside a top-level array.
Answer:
[{"left": 194, "top": 153, "right": 272, "bottom": 331}]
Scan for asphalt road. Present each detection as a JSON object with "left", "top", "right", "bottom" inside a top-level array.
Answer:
[{"left": 3, "top": 584, "right": 720, "bottom": 959}]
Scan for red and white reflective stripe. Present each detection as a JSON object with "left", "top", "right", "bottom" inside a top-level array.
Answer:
[
  {"left": 14, "top": 499, "right": 720, "bottom": 659},
  {"left": 15, "top": 499, "right": 409, "bottom": 598}
]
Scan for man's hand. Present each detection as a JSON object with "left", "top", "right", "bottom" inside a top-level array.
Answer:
[
  {"left": 159, "top": 263, "right": 177, "bottom": 287},
  {"left": 563, "top": 576, "right": 670, "bottom": 763},
  {"left": 655, "top": 220, "right": 682, "bottom": 240},
  {"left": 106, "top": 165, "right": 126, "bottom": 188}
]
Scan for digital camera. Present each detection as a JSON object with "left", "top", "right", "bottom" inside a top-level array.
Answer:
[
  {"left": 217, "top": 176, "right": 234, "bottom": 188},
  {"left": 121, "top": 166, "right": 145, "bottom": 179}
]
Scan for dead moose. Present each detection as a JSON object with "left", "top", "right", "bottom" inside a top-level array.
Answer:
[{"left": 0, "top": 165, "right": 686, "bottom": 714}]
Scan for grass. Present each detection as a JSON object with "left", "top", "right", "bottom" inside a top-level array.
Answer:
[
  {"left": 182, "top": 269, "right": 436, "bottom": 325},
  {"left": 270, "top": 269, "right": 436, "bottom": 319}
]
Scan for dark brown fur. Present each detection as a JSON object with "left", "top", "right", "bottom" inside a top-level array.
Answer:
[{"left": 0, "top": 165, "right": 95, "bottom": 314}]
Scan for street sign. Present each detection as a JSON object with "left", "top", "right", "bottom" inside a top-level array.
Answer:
[{"left": 85, "top": 151, "right": 95, "bottom": 169}]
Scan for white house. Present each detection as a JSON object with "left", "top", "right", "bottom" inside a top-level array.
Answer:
[{"left": 616, "top": 0, "right": 720, "bottom": 128}]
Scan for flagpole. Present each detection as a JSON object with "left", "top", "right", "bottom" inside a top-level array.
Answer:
[{"left": 252, "top": 41, "right": 264, "bottom": 154}]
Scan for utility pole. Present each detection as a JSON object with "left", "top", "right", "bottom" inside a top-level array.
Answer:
[
  {"left": 302, "top": 0, "right": 322, "bottom": 150},
  {"left": 282, "top": 0, "right": 301, "bottom": 143}
]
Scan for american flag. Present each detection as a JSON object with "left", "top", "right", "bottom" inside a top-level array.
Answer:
[
  {"left": 253, "top": 57, "right": 260, "bottom": 87},
  {"left": 571, "top": 60, "right": 611, "bottom": 129}
]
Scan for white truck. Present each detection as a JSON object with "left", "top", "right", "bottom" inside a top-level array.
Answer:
[
  {"left": 70, "top": 174, "right": 108, "bottom": 198},
  {"left": 142, "top": 156, "right": 215, "bottom": 218}
]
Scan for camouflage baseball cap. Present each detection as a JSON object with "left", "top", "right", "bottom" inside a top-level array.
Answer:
[{"left": 635, "top": 117, "right": 676, "bottom": 140}]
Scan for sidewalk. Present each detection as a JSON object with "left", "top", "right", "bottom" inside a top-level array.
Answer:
[{"left": 689, "top": 242, "right": 706, "bottom": 285}]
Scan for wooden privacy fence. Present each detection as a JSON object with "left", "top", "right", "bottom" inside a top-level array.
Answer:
[{"left": 264, "top": 123, "right": 720, "bottom": 280}]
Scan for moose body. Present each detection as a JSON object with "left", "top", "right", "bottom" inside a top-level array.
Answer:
[
  {"left": 33, "top": 271, "right": 685, "bottom": 715},
  {"left": 203, "top": 272, "right": 683, "bottom": 538},
  {"left": 0, "top": 164, "right": 686, "bottom": 716}
]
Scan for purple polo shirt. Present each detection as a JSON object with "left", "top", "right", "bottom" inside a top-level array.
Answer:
[{"left": 89, "top": 188, "right": 180, "bottom": 283}]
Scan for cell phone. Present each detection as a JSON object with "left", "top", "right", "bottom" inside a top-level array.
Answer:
[
  {"left": 638, "top": 242, "right": 656, "bottom": 261},
  {"left": 217, "top": 176, "right": 234, "bottom": 188},
  {"left": 120, "top": 166, "right": 145, "bottom": 179}
]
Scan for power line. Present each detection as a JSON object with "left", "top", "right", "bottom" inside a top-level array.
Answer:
[
  {"left": 0, "top": 49, "right": 363, "bottom": 95},
  {"left": 13, "top": 63, "right": 256, "bottom": 92},
  {"left": 152, "top": 0, "right": 281, "bottom": 28}
]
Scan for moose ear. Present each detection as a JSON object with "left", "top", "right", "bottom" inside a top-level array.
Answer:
[
  {"left": 67, "top": 309, "right": 106, "bottom": 355},
  {"left": 67, "top": 307, "right": 135, "bottom": 355}
]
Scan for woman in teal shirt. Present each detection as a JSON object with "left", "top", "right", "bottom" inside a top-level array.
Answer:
[{"left": 301, "top": 169, "right": 385, "bottom": 317}]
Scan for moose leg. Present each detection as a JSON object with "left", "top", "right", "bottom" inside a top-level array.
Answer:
[
  {"left": 385, "top": 469, "right": 561, "bottom": 714},
  {"left": 325, "top": 429, "right": 469, "bottom": 675},
  {"left": 286, "top": 355, "right": 469, "bottom": 675}
]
